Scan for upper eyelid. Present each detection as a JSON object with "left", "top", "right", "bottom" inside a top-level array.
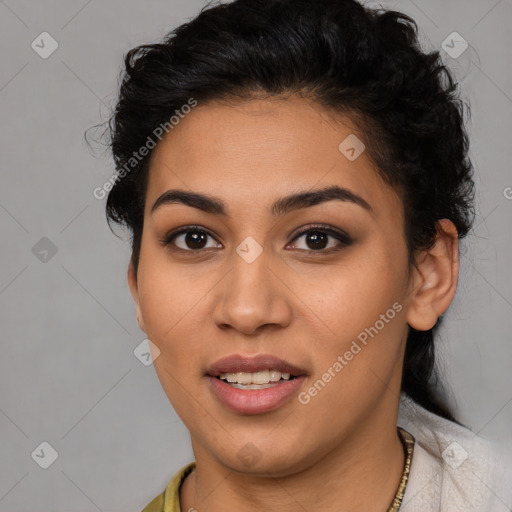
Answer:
[{"left": 291, "top": 224, "right": 350, "bottom": 239}]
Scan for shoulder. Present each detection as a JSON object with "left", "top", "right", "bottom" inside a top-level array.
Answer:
[
  {"left": 140, "top": 492, "right": 164, "bottom": 512},
  {"left": 140, "top": 462, "right": 196, "bottom": 512},
  {"left": 398, "top": 395, "right": 512, "bottom": 512}
]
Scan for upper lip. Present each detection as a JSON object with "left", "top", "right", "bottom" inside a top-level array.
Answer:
[{"left": 206, "top": 354, "right": 307, "bottom": 377}]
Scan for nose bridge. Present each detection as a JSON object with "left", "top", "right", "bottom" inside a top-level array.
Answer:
[
  {"left": 229, "top": 236, "right": 273, "bottom": 306},
  {"left": 212, "top": 236, "right": 291, "bottom": 333}
]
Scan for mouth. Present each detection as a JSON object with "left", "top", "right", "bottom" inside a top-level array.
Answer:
[
  {"left": 207, "top": 353, "right": 307, "bottom": 383},
  {"left": 206, "top": 354, "right": 307, "bottom": 414},
  {"left": 214, "top": 369, "right": 298, "bottom": 390}
]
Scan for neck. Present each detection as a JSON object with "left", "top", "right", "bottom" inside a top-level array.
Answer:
[{"left": 180, "top": 397, "right": 405, "bottom": 512}]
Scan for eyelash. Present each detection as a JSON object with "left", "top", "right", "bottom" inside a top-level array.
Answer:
[{"left": 161, "top": 223, "right": 353, "bottom": 254}]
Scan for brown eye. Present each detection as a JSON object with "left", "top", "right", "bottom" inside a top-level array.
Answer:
[
  {"left": 163, "top": 226, "right": 222, "bottom": 251},
  {"left": 302, "top": 231, "right": 329, "bottom": 250},
  {"left": 289, "top": 225, "right": 352, "bottom": 253}
]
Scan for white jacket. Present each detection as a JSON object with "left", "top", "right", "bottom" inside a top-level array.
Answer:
[{"left": 398, "top": 394, "right": 512, "bottom": 511}]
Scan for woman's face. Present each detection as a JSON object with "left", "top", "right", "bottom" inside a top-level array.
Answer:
[{"left": 129, "top": 96, "right": 416, "bottom": 475}]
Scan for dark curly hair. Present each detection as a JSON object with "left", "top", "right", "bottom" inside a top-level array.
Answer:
[{"left": 103, "top": 0, "right": 475, "bottom": 422}]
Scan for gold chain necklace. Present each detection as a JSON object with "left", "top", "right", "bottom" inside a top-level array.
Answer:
[{"left": 387, "top": 427, "right": 415, "bottom": 512}]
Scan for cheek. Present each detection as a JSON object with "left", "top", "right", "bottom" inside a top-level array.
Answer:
[
  {"left": 136, "top": 251, "right": 214, "bottom": 407},
  {"left": 295, "top": 292, "right": 407, "bottom": 440},
  {"left": 136, "top": 244, "right": 206, "bottom": 344},
  {"left": 310, "top": 297, "right": 405, "bottom": 388},
  {"left": 299, "top": 247, "right": 408, "bottom": 394},
  {"left": 150, "top": 356, "right": 215, "bottom": 442},
  {"left": 305, "top": 248, "right": 406, "bottom": 339},
  {"left": 137, "top": 267, "right": 206, "bottom": 419}
]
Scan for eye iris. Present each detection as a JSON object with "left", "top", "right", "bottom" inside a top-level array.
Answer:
[
  {"left": 306, "top": 231, "right": 328, "bottom": 249},
  {"left": 186, "top": 231, "right": 207, "bottom": 249},
  {"left": 306, "top": 231, "right": 328, "bottom": 250}
]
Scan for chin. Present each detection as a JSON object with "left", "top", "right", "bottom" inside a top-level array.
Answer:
[{"left": 210, "top": 441, "right": 312, "bottom": 478}]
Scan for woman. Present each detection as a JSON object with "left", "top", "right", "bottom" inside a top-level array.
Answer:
[{"left": 103, "top": 0, "right": 512, "bottom": 510}]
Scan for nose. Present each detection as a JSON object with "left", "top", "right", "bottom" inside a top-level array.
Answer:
[{"left": 211, "top": 248, "right": 293, "bottom": 336}]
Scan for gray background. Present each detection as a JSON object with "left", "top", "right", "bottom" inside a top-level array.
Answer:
[{"left": 0, "top": 0, "right": 511, "bottom": 511}]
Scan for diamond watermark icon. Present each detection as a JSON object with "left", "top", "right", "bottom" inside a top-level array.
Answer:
[
  {"left": 31, "top": 441, "right": 58, "bottom": 469},
  {"left": 134, "top": 338, "right": 161, "bottom": 366},
  {"left": 442, "top": 441, "right": 468, "bottom": 469},
  {"left": 236, "top": 236, "right": 263, "bottom": 264},
  {"left": 441, "top": 32, "right": 468, "bottom": 59},
  {"left": 32, "top": 237, "right": 58, "bottom": 263},
  {"left": 237, "top": 442, "right": 263, "bottom": 468},
  {"left": 31, "top": 32, "right": 59, "bottom": 59},
  {"left": 338, "top": 134, "right": 365, "bottom": 161}
]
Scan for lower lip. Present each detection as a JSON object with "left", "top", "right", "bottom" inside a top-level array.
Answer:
[{"left": 207, "top": 375, "right": 306, "bottom": 415}]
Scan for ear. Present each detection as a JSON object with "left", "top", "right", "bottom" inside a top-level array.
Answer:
[
  {"left": 127, "top": 260, "right": 146, "bottom": 333},
  {"left": 406, "top": 219, "right": 460, "bottom": 331}
]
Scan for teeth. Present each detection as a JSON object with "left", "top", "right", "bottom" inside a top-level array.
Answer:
[
  {"left": 219, "top": 369, "right": 293, "bottom": 385},
  {"left": 229, "top": 382, "right": 277, "bottom": 390},
  {"left": 269, "top": 370, "right": 281, "bottom": 382},
  {"left": 236, "top": 372, "right": 252, "bottom": 385},
  {"left": 251, "top": 370, "right": 270, "bottom": 384}
]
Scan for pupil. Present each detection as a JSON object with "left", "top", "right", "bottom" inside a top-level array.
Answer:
[
  {"left": 186, "top": 231, "right": 207, "bottom": 249},
  {"left": 307, "top": 232, "right": 327, "bottom": 250}
]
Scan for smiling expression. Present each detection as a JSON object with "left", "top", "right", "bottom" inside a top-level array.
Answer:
[{"left": 128, "top": 95, "right": 417, "bottom": 475}]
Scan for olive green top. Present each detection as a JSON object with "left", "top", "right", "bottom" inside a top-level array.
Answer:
[{"left": 141, "top": 427, "right": 415, "bottom": 512}]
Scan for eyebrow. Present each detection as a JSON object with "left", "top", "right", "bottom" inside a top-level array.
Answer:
[{"left": 150, "top": 185, "right": 373, "bottom": 217}]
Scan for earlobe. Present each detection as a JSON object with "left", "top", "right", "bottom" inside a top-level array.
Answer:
[
  {"left": 127, "top": 261, "right": 146, "bottom": 332},
  {"left": 406, "top": 219, "right": 459, "bottom": 331}
]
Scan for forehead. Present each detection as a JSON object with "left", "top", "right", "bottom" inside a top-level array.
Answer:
[{"left": 145, "top": 96, "right": 401, "bottom": 219}]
